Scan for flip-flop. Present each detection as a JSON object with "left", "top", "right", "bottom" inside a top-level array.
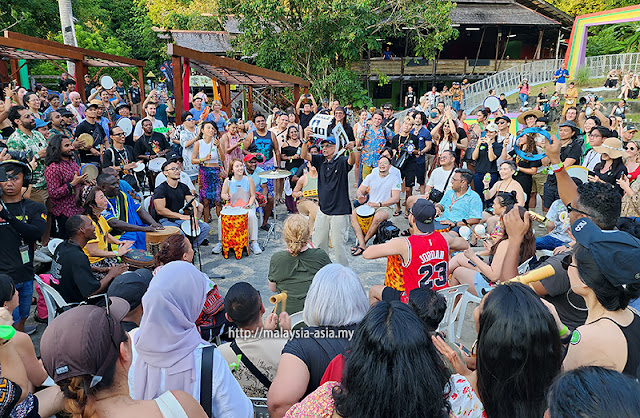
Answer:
[
  {"left": 401, "top": 229, "right": 411, "bottom": 237},
  {"left": 351, "top": 246, "right": 365, "bottom": 256},
  {"left": 404, "top": 212, "right": 409, "bottom": 219},
  {"left": 393, "top": 210, "right": 402, "bottom": 216}
]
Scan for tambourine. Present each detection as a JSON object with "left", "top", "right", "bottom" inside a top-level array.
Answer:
[
  {"left": 513, "top": 127, "right": 552, "bottom": 161},
  {"left": 100, "top": 75, "right": 114, "bottom": 90}
]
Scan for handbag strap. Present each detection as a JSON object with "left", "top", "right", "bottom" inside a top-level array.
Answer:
[
  {"left": 443, "top": 168, "right": 455, "bottom": 191},
  {"left": 200, "top": 345, "right": 215, "bottom": 416},
  {"left": 230, "top": 340, "right": 272, "bottom": 388}
]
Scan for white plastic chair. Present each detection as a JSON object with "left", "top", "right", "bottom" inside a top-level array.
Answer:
[
  {"left": 455, "top": 256, "right": 536, "bottom": 339},
  {"left": 143, "top": 196, "right": 152, "bottom": 214},
  {"left": 289, "top": 311, "right": 305, "bottom": 329},
  {"left": 34, "top": 274, "right": 69, "bottom": 324},
  {"left": 436, "top": 284, "right": 469, "bottom": 343}
]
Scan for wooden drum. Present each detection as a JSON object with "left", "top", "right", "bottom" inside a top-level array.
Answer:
[
  {"left": 220, "top": 207, "right": 249, "bottom": 259},
  {"left": 356, "top": 205, "right": 375, "bottom": 235},
  {"left": 146, "top": 226, "right": 181, "bottom": 255},
  {"left": 122, "top": 248, "right": 154, "bottom": 269}
]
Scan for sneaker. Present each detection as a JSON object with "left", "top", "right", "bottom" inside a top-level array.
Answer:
[
  {"left": 251, "top": 242, "right": 263, "bottom": 254},
  {"left": 200, "top": 239, "right": 209, "bottom": 246},
  {"left": 34, "top": 249, "right": 52, "bottom": 263},
  {"left": 212, "top": 242, "right": 223, "bottom": 254},
  {"left": 24, "top": 325, "right": 36, "bottom": 335},
  {"left": 33, "top": 313, "right": 48, "bottom": 324},
  {"left": 260, "top": 223, "right": 271, "bottom": 232}
]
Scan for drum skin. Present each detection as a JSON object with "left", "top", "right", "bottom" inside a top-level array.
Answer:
[
  {"left": 146, "top": 226, "right": 181, "bottom": 255},
  {"left": 122, "top": 248, "right": 154, "bottom": 269}
]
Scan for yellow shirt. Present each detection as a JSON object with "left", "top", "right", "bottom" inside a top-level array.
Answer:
[{"left": 83, "top": 216, "right": 112, "bottom": 264}]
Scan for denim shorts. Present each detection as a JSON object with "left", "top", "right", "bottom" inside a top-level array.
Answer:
[
  {"left": 12, "top": 280, "right": 34, "bottom": 322},
  {"left": 473, "top": 272, "right": 494, "bottom": 297}
]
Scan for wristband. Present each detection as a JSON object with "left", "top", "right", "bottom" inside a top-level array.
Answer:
[
  {"left": 551, "top": 162, "right": 564, "bottom": 173},
  {"left": 113, "top": 250, "right": 119, "bottom": 257},
  {"left": 559, "top": 324, "right": 569, "bottom": 337}
]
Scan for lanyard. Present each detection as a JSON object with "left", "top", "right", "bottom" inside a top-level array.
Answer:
[{"left": 449, "top": 192, "right": 465, "bottom": 212}]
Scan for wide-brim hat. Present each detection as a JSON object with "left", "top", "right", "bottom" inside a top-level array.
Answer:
[
  {"left": 592, "top": 137, "right": 628, "bottom": 160},
  {"left": 517, "top": 109, "right": 543, "bottom": 125}
]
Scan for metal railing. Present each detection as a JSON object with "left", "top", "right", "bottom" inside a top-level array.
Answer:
[
  {"left": 584, "top": 53, "right": 640, "bottom": 78},
  {"left": 463, "top": 59, "right": 563, "bottom": 112}
]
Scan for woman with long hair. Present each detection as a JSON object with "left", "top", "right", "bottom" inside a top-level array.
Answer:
[
  {"left": 436, "top": 282, "right": 562, "bottom": 418},
  {"left": 482, "top": 160, "right": 525, "bottom": 207},
  {"left": 280, "top": 125, "right": 304, "bottom": 174},
  {"left": 449, "top": 205, "right": 536, "bottom": 296},
  {"left": 471, "top": 122, "right": 501, "bottom": 202},
  {"left": 179, "top": 111, "right": 199, "bottom": 178},
  {"left": 192, "top": 121, "right": 224, "bottom": 222},
  {"left": 131, "top": 261, "right": 252, "bottom": 415},
  {"left": 286, "top": 301, "right": 451, "bottom": 417},
  {"left": 210, "top": 99, "right": 228, "bottom": 133},
  {"left": 268, "top": 214, "right": 331, "bottom": 314},
  {"left": 590, "top": 137, "right": 628, "bottom": 195},
  {"left": 475, "top": 190, "right": 518, "bottom": 253},
  {"left": 619, "top": 139, "right": 640, "bottom": 217},
  {"left": 221, "top": 118, "right": 244, "bottom": 172},
  {"left": 561, "top": 219, "right": 640, "bottom": 379},
  {"left": 268, "top": 264, "right": 369, "bottom": 416},
  {"left": 560, "top": 106, "right": 578, "bottom": 124},
  {"left": 41, "top": 297, "right": 208, "bottom": 417},
  {"left": 518, "top": 78, "right": 530, "bottom": 109},
  {"left": 431, "top": 114, "right": 460, "bottom": 158},
  {"left": 389, "top": 116, "right": 419, "bottom": 216},
  {"left": 78, "top": 185, "right": 133, "bottom": 279},
  {"left": 353, "top": 109, "right": 369, "bottom": 186},
  {"left": 500, "top": 131, "right": 541, "bottom": 208}
]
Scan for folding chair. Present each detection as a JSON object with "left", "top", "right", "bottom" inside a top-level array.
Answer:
[
  {"left": 33, "top": 274, "right": 69, "bottom": 324},
  {"left": 436, "top": 284, "right": 469, "bottom": 343}
]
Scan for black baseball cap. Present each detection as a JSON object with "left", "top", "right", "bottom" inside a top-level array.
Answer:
[
  {"left": 411, "top": 199, "right": 442, "bottom": 233},
  {"left": 571, "top": 218, "right": 640, "bottom": 287},
  {"left": 495, "top": 115, "right": 511, "bottom": 124},
  {"left": 58, "top": 108, "right": 74, "bottom": 117},
  {"left": 107, "top": 269, "right": 152, "bottom": 310}
]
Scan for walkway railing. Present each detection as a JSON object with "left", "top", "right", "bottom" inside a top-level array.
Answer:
[{"left": 584, "top": 53, "right": 640, "bottom": 78}]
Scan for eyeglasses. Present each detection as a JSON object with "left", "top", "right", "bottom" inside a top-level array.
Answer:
[
  {"left": 566, "top": 202, "right": 593, "bottom": 218},
  {"left": 560, "top": 254, "right": 578, "bottom": 271},
  {"left": 111, "top": 132, "right": 124, "bottom": 137},
  {"left": 164, "top": 167, "right": 180, "bottom": 172}
]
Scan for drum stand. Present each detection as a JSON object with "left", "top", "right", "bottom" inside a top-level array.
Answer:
[
  {"left": 261, "top": 205, "right": 282, "bottom": 250},
  {"left": 187, "top": 209, "right": 203, "bottom": 271}
]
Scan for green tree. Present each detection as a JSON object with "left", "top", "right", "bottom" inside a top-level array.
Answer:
[
  {"left": 547, "top": 0, "right": 638, "bottom": 17},
  {"left": 216, "top": 0, "right": 457, "bottom": 103}
]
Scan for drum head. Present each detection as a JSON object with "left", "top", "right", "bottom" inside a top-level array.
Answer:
[
  {"left": 181, "top": 221, "right": 201, "bottom": 237},
  {"left": 116, "top": 117, "right": 133, "bottom": 136},
  {"left": 356, "top": 205, "right": 375, "bottom": 217},
  {"left": 483, "top": 96, "right": 501, "bottom": 112},
  {"left": 48, "top": 238, "right": 63, "bottom": 255},
  {"left": 147, "top": 225, "right": 180, "bottom": 237},
  {"left": 565, "top": 165, "right": 589, "bottom": 184},
  {"left": 76, "top": 133, "right": 93, "bottom": 149},
  {"left": 221, "top": 206, "right": 249, "bottom": 216},
  {"left": 258, "top": 169, "right": 290, "bottom": 179},
  {"left": 133, "top": 162, "right": 145, "bottom": 172},
  {"left": 80, "top": 164, "right": 99, "bottom": 181},
  {"left": 100, "top": 75, "right": 114, "bottom": 90},
  {"left": 148, "top": 157, "right": 167, "bottom": 172}
]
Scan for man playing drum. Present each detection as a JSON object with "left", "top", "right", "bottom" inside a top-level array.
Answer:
[{"left": 350, "top": 154, "right": 401, "bottom": 256}]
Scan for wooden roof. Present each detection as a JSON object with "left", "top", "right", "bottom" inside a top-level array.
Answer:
[
  {"left": 1, "top": 31, "right": 145, "bottom": 68},
  {"left": 168, "top": 44, "right": 309, "bottom": 87},
  {"left": 451, "top": 0, "right": 563, "bottom": 26}
]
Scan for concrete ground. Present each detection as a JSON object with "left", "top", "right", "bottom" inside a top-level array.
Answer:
[{"left": 28, "top": 169, "right": 551, "bottom": 355}]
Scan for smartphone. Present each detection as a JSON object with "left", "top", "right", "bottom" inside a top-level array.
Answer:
[{"left": 588, "top": 170, "right": 596, "bottom": 177}]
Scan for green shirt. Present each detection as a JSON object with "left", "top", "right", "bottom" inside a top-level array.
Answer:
[
  {"left": 6, "top": 129, "right": 47, "bottom": 188},
  {"left": 268, "top": 248, "right": 331, "bottom": 314}
]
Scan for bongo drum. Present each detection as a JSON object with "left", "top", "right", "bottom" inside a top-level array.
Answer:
[
  {"left": 180, "top": 220, "right": 201, "bottom": 237},
  {"left": 385, "top": 254, "right": 405, "bottom": 291},
  {"left": 148, "top": 157, "right": 166, "bottom": 173},
  {"left": 220, "top": 207, "right": 249, "bottom": 259},
  {"left": 356, "top": 205, "right": 375, "bottom": 234},
  {"left": 122, "top": 249, "right": 154, "bottom": 269},
  {"left": 80, "top": 164, "right": 99, "bottom": 182},
  {"left": 146, "top": 226, "right": 180, "bottom": 255}
]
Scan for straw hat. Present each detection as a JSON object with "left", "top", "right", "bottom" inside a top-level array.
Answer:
[
  {"left": 592, "top": 137, "right": 628, "bottom": 160},
  {"left": 516, "top": 109, "right": 543, "bottom": 125}
]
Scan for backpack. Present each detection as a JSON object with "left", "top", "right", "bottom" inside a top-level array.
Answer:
[{"left": 373, "top": 220, "right": 400, "bottom": 244}]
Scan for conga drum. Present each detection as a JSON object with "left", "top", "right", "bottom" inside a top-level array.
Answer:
[
  {"left": 146, "top": 226, "right": 180, "bottom": 255},
  {"left": 384, "top": 254, "right": 405, "bottom": 291},
  {"left": 220, "top": 207, "right": 249, "bottom": 259},
  {"left": 122, "top": 248, "right": 154, "bottom": 269},
  {"left": 356, "top": 205, "right": 375, "bottom": 234}
]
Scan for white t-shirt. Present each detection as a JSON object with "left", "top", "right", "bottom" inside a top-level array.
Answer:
[
  {"left": 134, "top": 118, "right": 165, "bottom": 138},
  {"left": 361, "top": 167, "right": 402, "bottom": 204},
  {"left": 427, "top": 166, "right": 455, "bottom": 192},
  {"left": 497, "top": 132, "right": 515, "bottom": 166},
  {"left": 583, "top": 149, "right": 601, "bottom": 171},
  {"left": 128, "top": 329, "right": 253, "bottom": 418}
]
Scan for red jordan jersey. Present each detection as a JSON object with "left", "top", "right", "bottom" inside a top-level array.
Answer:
[{"left": 401, "top": 231, "right": 450, "bottom": 297}]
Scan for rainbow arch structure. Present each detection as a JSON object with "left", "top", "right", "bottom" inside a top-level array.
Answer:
[{"left": 565, "top": 4, "right": 640, "bottom": 77}]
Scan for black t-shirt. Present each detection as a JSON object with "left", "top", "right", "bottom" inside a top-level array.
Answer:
[
  {"left": 51, "top": 241, "right": 99, "bottom": 303},
  {"left": 500, "top": 98, "right": 508, "bottom": 109},
  {"left": 546, "top": 139, "right": 583, "bottom": 186},
  {"left": 282, "top": 324, "right": 356, "bottom": 396},
  {"left": 102, "top": 145, "right": 136, "bottom": 169},
  {"left": 134, "top": 132, "right": 171, "bottom": 159},
  {"left": 299, "top": 111, "right": 315, "bottom": 130},
  {"left": 0, "top": 199, "right": 46, "bottom": 284},
  {"left": 539, "top": 253, "right": 587, "bottom": 330},
  {"left": 153, "top": 181, "right": 191, "bottom": 221},
  {"left": 129, "top": 87, "right": 141, "bottom": 104},
  {"left": 509, "top": 150, "right": 542, "bottom": 176},
  {"left": 473, "top": 140, "right": 503, "bottom": 173},
  {"left": 387, "top": 133, "right": 419, "bottom": 166},
  {"left": 594, "top": 161, "right": 627, "bottom": 194},
  {"left": 406, "top": 91, "right": 416, "bottom": 107},
  {"left": 75, "top": 120, "right": 106, "bottom": 164},
  {"left": 311, "top": 153, "right": 353, "bottom": 215},
  {"left": 383, "top": 117, "right": 397, "bottom": 135},
  {"left": 84, "top": 81, "right": 96, "bottom": 99},
  {"left": 327, "top": 121, "right": 355, "bottom": 144}
]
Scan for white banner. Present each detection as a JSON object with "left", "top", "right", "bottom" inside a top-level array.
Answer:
[{"left": 309, "top": 113, "right": 334, "bottom": 139}]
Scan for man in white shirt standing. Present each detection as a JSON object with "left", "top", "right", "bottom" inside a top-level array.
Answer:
[
  {"left": 496, "top": 115, "right": 515, "bottom": 166},
  {"left": 350, "top": 154, "right": 401, "bottom": 255}
]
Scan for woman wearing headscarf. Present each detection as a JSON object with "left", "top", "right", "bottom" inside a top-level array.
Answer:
[{"left": 130, "top": 261, "right": 252, "bottom": 417}]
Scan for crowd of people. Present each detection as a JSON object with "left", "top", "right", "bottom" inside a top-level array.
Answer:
[{"left": 0, "top": 69, "right": 639, "bottom": 418}]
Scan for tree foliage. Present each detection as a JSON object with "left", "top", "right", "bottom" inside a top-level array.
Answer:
[
  {"left": 547, "top": 0, "right": 638, "bottom": 17},
  {"left": 587, "top": 23, "right": 640, "bottom": 56},
  {"left": 217, "top": 0, "right": 457, "bottom": 103},
  {"left": 145, "top": 0, "right": 221, "bottom": 31}
]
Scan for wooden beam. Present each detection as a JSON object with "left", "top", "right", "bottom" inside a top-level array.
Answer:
[
  {"left": 0, "top": 35, "right": 84, "bottom": 61},
  {"left": 167, "top": 44, "right": 310, "bottom": 88},
  {"left": 4, "top": 31, "right": 145, "bottom": 67},
  {"left": 172, "top": 56, "right": 183, "bottom": 124},
  {"left": 75, "top": 61, "right": 87, "bottom": 102},
  {"left": 219, "top": 83, "right": 231, "bottom": 116},
  {"left": 138, "top": 66, "right": 145, "bottom": 108}
]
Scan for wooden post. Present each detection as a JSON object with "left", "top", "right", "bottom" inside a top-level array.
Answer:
[
  {"left": 534, "top": 30, "right": 544, "bottom": 60},
  {"left": 0, "top": 60, "right": 9, "bottom": 86},
  {"left": 471, "top": 27, "right": 486, "bottom": 75},
  {"left": 10, "top": 59, "right": 20, "bottom": 86},
  {"left": 293, "top": 84, "right": 300, "bottom": 111},
  {"left": 494, "top": 30, "right": 501, "bottom": 71},
  {"left": 220, "top": 83, "right": 231, "bottom": 116},
  {"left": 75, "top": 60, "right": 87, "bottom": 102},
  {"left": 555, "top": 29, "right": 562, "bottom": 60},
  {"left": 138, "top": 66, "right": 146, "bottom": 107},
  {"left": 172, "top": 56, "right": 183, "bottom": 124},
  {"left": 247, "top": 86, "right": 254, "bottom": 120}
]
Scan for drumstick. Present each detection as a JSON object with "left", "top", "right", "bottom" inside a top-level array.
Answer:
[
  {"left": 462, "top": 219, "right": 484, "bottom": 241},
  {"left": 270, "top": 292, "right": 287, "bottom": 314}
]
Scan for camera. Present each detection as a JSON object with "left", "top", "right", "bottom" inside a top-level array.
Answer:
[{"left": 8, "top": 150, "right": 34, "bottom": 163}]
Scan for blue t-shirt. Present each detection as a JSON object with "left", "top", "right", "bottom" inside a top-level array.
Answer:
[
  {"left": 411, "top": 126, "right": 432, "bottom": 163},
  {"left": 156, "top": 104, "right": 169, "bottom": 126},
  {"left": 554, "top": 69, "right": 569, "bottom": 83},
  {"left": 189, "top": 107, "right": 214, "bottom": 122}
]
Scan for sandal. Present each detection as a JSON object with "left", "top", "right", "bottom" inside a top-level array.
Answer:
[
  {"left": 351, "top": 246, "right": 365, "bottom": 256},
  {"left": 401, "top": 229, "right": 411, "bottom": 237},
  {"left": 393, "top": 210, "right": 402, "bottom": 217},
  {"left": 404, "top": 212, "right": 409, "bottom": 219}
]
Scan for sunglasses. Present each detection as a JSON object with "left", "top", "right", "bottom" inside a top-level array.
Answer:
[
  {"left": 566, "top": 202, "right": 593, "bottom": 218},
  {"left": 111, "top": 132, "right": 125, "bottom": 137},
  {"left": 185, "top": 118, "right": 194, "bottom": 122},
  {"left": 625, "top": 146, "right": 637, "bottom": 151}
]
